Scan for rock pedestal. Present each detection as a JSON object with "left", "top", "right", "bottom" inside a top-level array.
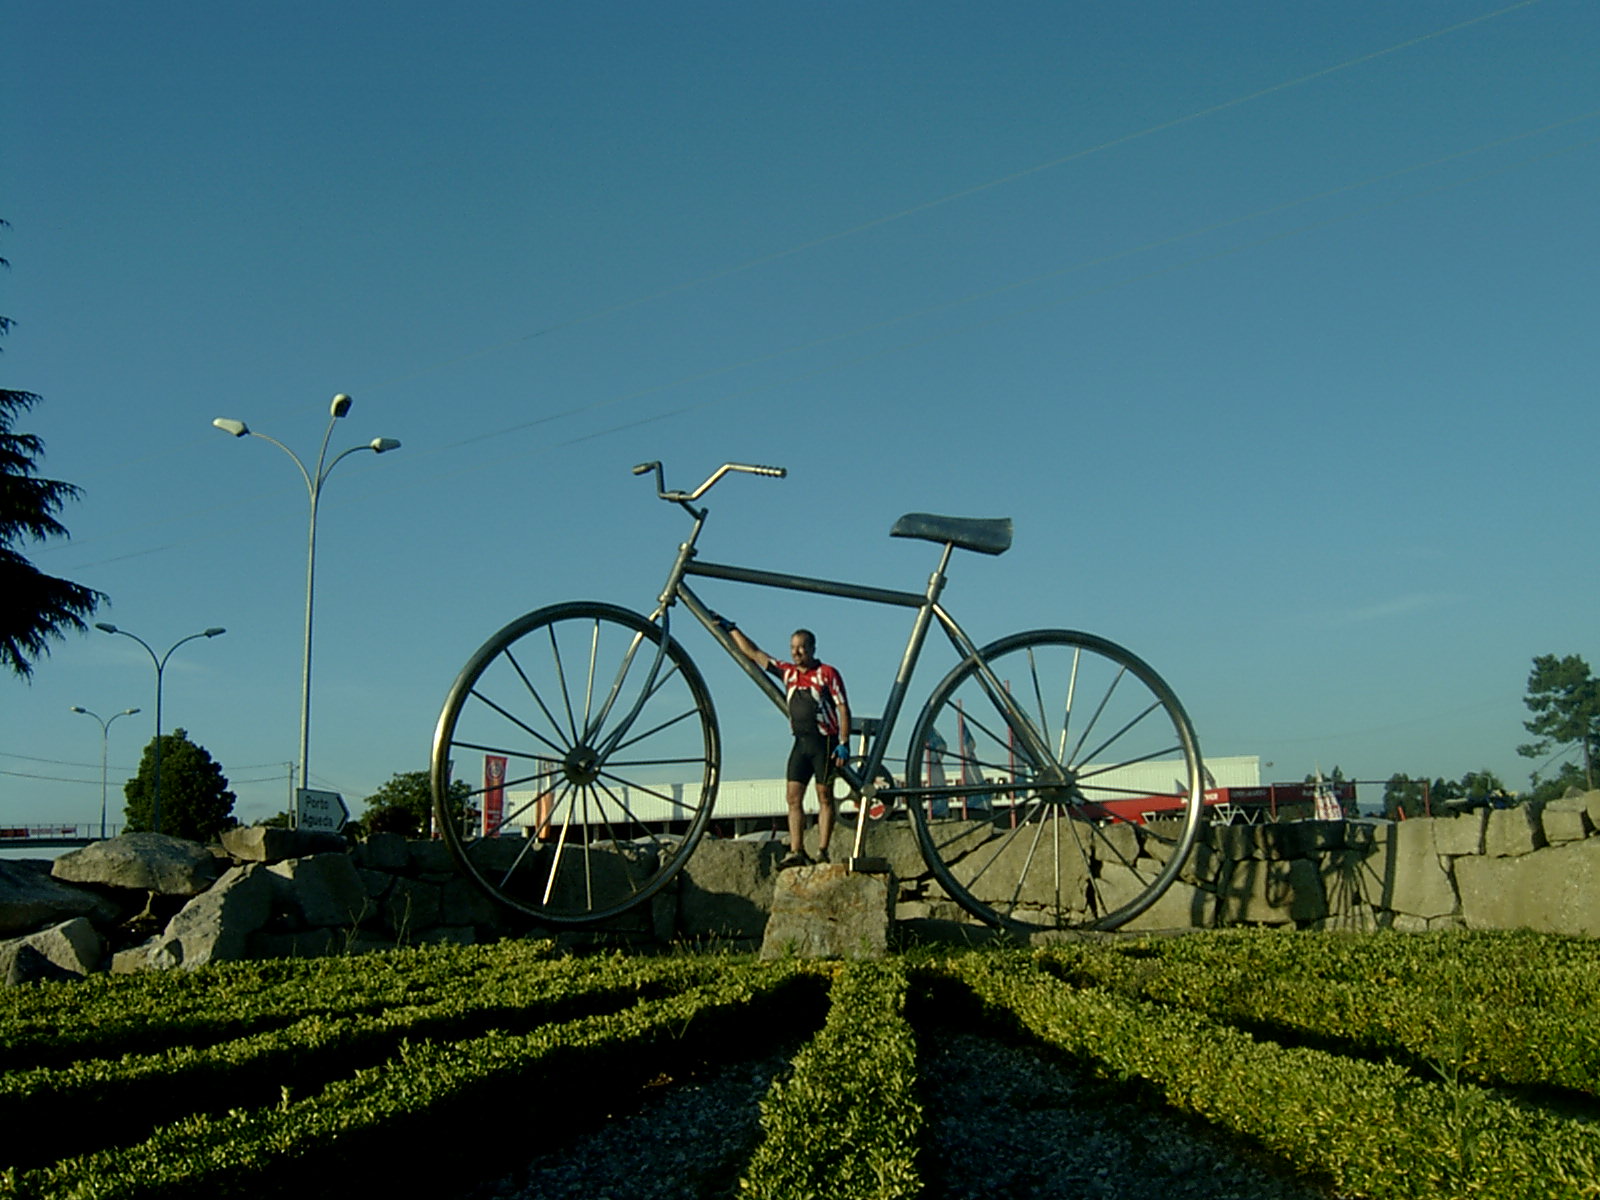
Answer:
[{"left": 759, "top": 863, "right": 892, "bottom": 960}]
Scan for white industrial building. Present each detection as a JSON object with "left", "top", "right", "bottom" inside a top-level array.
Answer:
[{"left": 500, "top": 755, "right": 1263, "bottom": 836}]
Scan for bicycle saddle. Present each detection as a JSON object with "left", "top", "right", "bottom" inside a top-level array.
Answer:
[{"left": 890, "top": 512, "right": 1013, "bottom": 556}]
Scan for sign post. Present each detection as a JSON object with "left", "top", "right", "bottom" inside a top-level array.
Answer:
[{"left": 295, "top": 787, "right": 348, "bottom": 835}]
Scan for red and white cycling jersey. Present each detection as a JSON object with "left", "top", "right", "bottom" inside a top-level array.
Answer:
[{"left": 771, "top": 660, "right": 848, "bottom": 740}]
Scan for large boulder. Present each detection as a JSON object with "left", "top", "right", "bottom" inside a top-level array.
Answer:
[
  {"left": 1115, "top": 875, "right": 1215, "bottom": 931},
  {"left": 1457, "top": 839, "right": 1600, "bottom": 936},
  {"left": 6, "top": 944, "right": 84, "bottom": 986},
  {"left": 0, "top": 917, "right": 105, "bottom": 983},
  {"left": 0, "top": 861, "right": 120, "bottom": 935},
  {"left": 222, "top": 825, "right": 345, "bottom": 864},
  {"left": 760, "top": 863, "right": 892, "bottom": 959},
  {"left": 147, "top": 864, "right": 274, "bottom": 969},
  {"left": 1210, "top": 857, "right": 1326, "bottom": 925},
  {"left": 350, "top": 831, "right": 411, "bottom": 873},
  {"left": 383, "top": 877, "right": 443, "bottom": 939},
  {"left": 1431, "top": 810, "right": 1487, "bottom": 857},
  {"left": 678, "top": 838, "right": 779, "bottom": 941},
  {"left": 1483, "top": 805, "right": 1546, "bottom": 857},
  {"left": 266, "top": 854, "right": 370, "bottom": 929},
  {"left": 1382, "top": 819, "right": 1459, "bottom": 920},
  {"left": 52, "top": 833, "right": 219, "bottom": 896}
]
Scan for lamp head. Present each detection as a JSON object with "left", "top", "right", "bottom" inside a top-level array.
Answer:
[
  {"left": 212, "top": 418, "right": 250, "bottom": 437},
  {"left": 370, "top": 437, "right": 401, "bottom": 454},
  {"left": 123, "top": 708, "right": 142, "bottom": 716},
  {"left": 330, "top": 394, "right": 353, "bottom": 418},
  {"left": 95, "top": 623, "right": 119, "bottom": 634},
  {"left": 70, "top": 705, "right": 88, "bottom": 714},
  {"left": 202, "top": 627, "right": 226, "bottom": 638}
]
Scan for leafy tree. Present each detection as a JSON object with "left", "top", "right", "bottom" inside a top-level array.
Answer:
[
  {"left": 1, "top": 222, "right": 105, "bottom": 677},
  {"left": 1517, "top": 654, "right": 1600, "bottom": 791},
  {"left": 1459, "top": 769, "right": 1506, "bottom": 803},
  {"left": 1525, "top": 761, "right": 1591, "bottom": 805},
  {"left": 1382, "top": 773, "right": 1426, "bottom": 820},
  {"left": 123, "top": 728, "right": 237, "bottom": 842},
  {"left": 362, "top": 770, "right": 468, "bottom": 837}
]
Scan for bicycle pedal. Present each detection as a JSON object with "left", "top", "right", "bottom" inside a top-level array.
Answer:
[{"left": 848, "top": 856, "right": 891, "bottom": 875}]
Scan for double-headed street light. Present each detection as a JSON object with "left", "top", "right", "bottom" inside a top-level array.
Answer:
[
  {"left": 69, "top": 705, "right": 141, "bottom": 839},
  {"left": 211, "top": 394, "right": 400, "bottom": 802},
  {"left": 93, "top": 625, "right": 226, "bottom": 834}
]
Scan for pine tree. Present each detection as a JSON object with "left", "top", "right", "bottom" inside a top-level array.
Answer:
[
  {"left": 123, "top": 728, "right": 238, "bottom": 842},
  {"left": 1, "top": 221, "right": 105, "bottom": 677}
]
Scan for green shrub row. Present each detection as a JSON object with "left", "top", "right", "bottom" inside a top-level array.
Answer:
[
  {"left": 739, "top": 960, "right": 923, "bottom": 1200},
  {"left": 0, "top": 939, "right": 563, "bottom": 1068},
  {"left": 1034, "top": 930, "right": 1600, "bottom": 1097},
  {"left": 2, "top": 960, "right": 803, "bottom": 1200},
  {"left": 944, "top": 952, "right": 1600, "bottom": 1200},
  {"left": 0, "top": 951, "right": 728, "bottom": 1171}
]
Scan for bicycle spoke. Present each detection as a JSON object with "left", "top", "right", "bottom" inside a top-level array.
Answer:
[
  {"left": 586, "top": 627, "right": 655, "bottom": 746},
  {"left": 1027, "top": 645, "right": 1050, "bottom": 756},
  {"left": 1064, "top": 665, "right": 1127, "bottom": 769},
  {"left": 539, "top": 783, "right": 582, "bottom": 905},
  {"left": 581, "top": 617, "right": 601, "bottom": 745},
  {"left": 506, "top": 648, "right": 571, "bottom": 752},
  {"left": 486, "top": 766, "right": 562, "bottom": 839},
  {"left": 1076, "top": 700, "right": 1165, "bottom": 773},
  {"left": 494, "top": 833, "right": 543, "bottom": 891},
  {"left": 1074, "top": 743, "right": 1185, "bottom": 786},
  {"left": 595, "top": 777, "right": 670, "bottom": 862},
  {"left": 467, "top": 688, "right": 569, "bottom": 759},
  {"left": 1074, "top": 777, "right": 1187, "bottom": 800},
  {"left": 610, "top": 705, "right": 701, "bottom": 756},
  {"left": 546, "top": 623, "right": 580, "bottom": 745}
]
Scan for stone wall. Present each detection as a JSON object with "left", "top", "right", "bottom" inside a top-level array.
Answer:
[{"left": 5, "top": 792, "right": 1600, "bottom": 981}]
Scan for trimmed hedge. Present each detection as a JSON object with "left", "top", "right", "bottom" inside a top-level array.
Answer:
[
  {"left": 5, "top": 932, "right": 1600, "bottom": 1199},
  {"left": 3, "top": 956, "right": 804, "bottom": 1200},
  {"left": 740, "top": 960, "right": 922, "bottom": 1200},
  {"left": 943, "top": 950, "right": 1600, "bottom": 1200},
  {"left": 1033, "top": 929, "right": 1600, "bottom": 1098}
]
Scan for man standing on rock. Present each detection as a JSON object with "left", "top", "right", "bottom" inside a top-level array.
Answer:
[{"left": 719, "top": 618, "right": 850, "bottom": 869}]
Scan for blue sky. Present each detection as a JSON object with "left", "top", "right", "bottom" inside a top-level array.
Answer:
[{"left": 5, "top": 0, "right": 1597, "bottom": 828}]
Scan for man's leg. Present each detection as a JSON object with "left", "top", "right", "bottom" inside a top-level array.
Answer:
[
  {"left": 814, "top": 781, "right": 834, "bottom": 857},
  {"left": 786, "top": 779, "right": 807, "bottom": 854}
]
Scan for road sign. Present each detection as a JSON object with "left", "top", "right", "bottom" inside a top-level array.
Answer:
[{"left": 295, "top": 788, "right": 348, "bottom": 834}]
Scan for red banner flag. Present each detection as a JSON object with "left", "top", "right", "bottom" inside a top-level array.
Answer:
[{"left": 483, "top": 755, "right": 507, "bottom": 837}]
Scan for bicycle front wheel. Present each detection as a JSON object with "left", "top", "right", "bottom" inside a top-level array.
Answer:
[
  {"left": 430, "top": 602, "right": 720, "bottom": 924},
  {"left": 906, "top": 629, "right": 1203, "bottom": 934}
]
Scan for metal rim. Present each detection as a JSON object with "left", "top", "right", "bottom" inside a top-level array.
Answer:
[
  {"left": 905, "top": 629, "right": 1204, "bottom": 934},
  {"left": 431, "top": 601, "right": 720, "bottom": 924}
]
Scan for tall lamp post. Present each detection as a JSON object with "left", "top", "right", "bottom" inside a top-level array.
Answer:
[
  {"left": 211, "top": 395, "right": 400, "bottom": 803},
  {"left": 94, "top": 625, "right": 226, "bottom": 834},
  {"left": 68, "top": 705, "right": 141, "bottom": 839}
]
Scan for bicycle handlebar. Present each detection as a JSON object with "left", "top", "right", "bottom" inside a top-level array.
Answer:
[{"left": 632, "top": 460, "right": 787, "bottom": 504}]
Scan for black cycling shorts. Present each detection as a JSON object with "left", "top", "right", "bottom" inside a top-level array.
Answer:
[{"left": 786, "top": 730, "right": 833, "bottom": 787}]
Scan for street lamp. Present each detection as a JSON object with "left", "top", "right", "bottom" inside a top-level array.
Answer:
[
  {"left": 211, "top": 394, "right": 400, "bottom": 803},
  {"left": 94, "top": 625, "right": 226, "bottom": 834},
  {"left": 69, "top": 705, "right": 141, "bottom": 839}
]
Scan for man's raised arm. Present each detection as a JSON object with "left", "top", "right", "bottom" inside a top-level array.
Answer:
[{"left": 714, "top": 612, "right": 773, "bottom": 671}]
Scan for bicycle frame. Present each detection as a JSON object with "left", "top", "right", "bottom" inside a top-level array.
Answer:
[
  {"left": 623, "top": 464, "right": 1064, "bottom": 808},
  {"left": 432, "top": 458, "right": 1206, "bottom": 931}
]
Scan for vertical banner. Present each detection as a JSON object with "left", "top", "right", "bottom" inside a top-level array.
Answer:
[{"left": 484, "top": 755, "right": 507, "bottom": 838}]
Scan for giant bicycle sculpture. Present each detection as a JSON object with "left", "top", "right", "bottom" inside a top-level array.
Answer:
[{"left": 431, "top": 461, "right": 1205, "bottom": 934}]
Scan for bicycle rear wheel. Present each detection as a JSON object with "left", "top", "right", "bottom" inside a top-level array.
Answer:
[
  {"left": 430, "top": 602, "right": 719, "bottom": 924},
  {"left": 906, "top": 629, "right": 1203, "bottom": 934}
]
